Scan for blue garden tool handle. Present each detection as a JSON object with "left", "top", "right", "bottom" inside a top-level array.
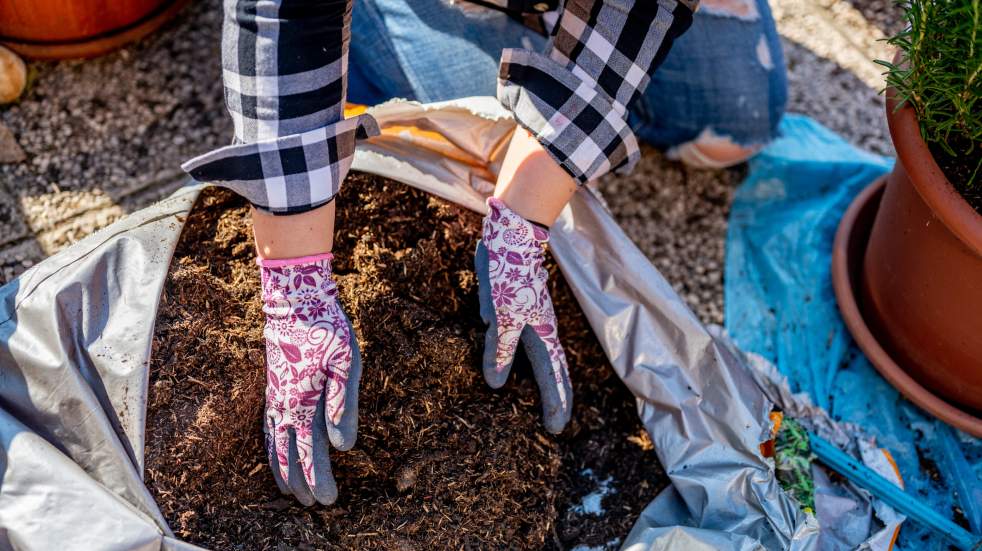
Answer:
[
  {"left": 808, "top": 432, "right": 982, "bottom": 551},
  {"left": 935, "top": 423, "right": 982, "bottom": 534}
]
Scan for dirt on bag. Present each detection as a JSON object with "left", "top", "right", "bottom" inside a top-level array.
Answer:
[{"left": 146, "top": 174, "right": 668, "bottom": 550}]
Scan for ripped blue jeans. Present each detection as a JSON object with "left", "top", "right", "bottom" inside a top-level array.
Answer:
[{"left": 348, "top": 0, "right": 788, "bottom": 158}]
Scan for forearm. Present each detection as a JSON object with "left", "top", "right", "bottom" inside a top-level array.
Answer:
[
  {"left": 252, "top": 202, "right": 335, "bottom": 259},
  {"left": 494, "top": 128, "right": 577, "bottom": 227}
]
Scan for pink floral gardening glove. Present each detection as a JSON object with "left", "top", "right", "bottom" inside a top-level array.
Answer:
[
  {"left": 475, "top": 197, "right": 573, "bottom": 434},
  {"left": 259, "top": 253, "right": 361, "bottom": 506}
]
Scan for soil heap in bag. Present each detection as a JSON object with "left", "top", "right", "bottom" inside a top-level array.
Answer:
[{"left": 146, "top": 173, "right": 667, "bottom": 549}]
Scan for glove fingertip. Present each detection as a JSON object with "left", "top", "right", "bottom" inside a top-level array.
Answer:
[
  {"left": 543, "top": 372, "right": 573, "bottom": 435},
  {"left": 327, "top": 318, "right": 361, "bottom": 451},
  {"left": 303, "top": 465, "right": 337, "bottom": 507},
  {"left": 313, "top": 481, "right": 339, "bottom": 506},
  {"left": 483, "top": 365, "right": 510, "bottom": 389},
  {"left": 543, "top": 400, "right": 572, "bottom": 434},
  {"left": 521, "top": 326, "right": 573, "bottom": 434},
  {"left": 326, "top": 411, "right": 358, "bottom": 452},
  {"left": 310, "top": 400, "right": 340, "bottom": 505},
  {"left": 482, "top": 332, "right": 512, "bottom": 389},
  {"left": 295, "top": 487, "right": 316, "bottom": 507}
]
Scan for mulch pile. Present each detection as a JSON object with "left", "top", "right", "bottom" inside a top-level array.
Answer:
[{"left": 146, "top": 174, "right": 667, "bottom": 550}]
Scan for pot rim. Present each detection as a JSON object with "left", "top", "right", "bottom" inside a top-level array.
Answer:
[{"left": 885, "top": 87, "right": 982, "bottom": 257}]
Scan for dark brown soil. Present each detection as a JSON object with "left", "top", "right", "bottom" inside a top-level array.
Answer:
[
  {"left": 928, "top": 138, "right": 982, "bottom": 214},
  {"left": 146, "top": 174, "right": 667, "bottom": 550}
]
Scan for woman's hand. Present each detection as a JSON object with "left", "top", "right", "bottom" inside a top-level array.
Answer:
[
  {"left": 474, "top": 128, "right": 578, "bottom": 434},
  {"left": 259, "top": 253, "right": 361, "bottom": 506},
  {"left": 476, "top": 197, "right": 573, "bottom": 433}
]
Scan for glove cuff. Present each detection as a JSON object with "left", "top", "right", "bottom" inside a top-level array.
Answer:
[
  {"left": 484, "top": 197, "right": 551, "bottom": 250},
  {"left": 257, "top": 253, "right": 339, "bottom": 310},
  {"left": 256, "top": 252, "right": 334, "bottom": 269}
]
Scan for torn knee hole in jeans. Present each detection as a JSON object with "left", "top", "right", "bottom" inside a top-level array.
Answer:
[
  {"left": 667, "top": 128, "right": 762, "bottom": 169},
  {"left": 699, "top": 0, "right": 760, "bottom": 20},
  {"left": 756, "top": 35, "right": 774, "bottom": 70}
]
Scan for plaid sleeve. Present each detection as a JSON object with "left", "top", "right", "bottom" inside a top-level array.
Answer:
[
  {"left": 497, "top": 0, "right": 696, "bottom": 184},
  {"left": 181, "top": 0, "right": 379, "bottom": 215}
]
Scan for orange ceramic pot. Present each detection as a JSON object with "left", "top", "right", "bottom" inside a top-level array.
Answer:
[
  {"left": 0, "top": 0, "right": 189, "bottom": 59},
  {"left": 857, "top": 88, "right": 982, "bottom": 412}
]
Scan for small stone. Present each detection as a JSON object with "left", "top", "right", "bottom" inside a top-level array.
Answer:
[
  {"left": 0, "top": 123, "right": 25, "bottom": 164},
  {"left": 395, "top": 465, "right": 417, "bottom": 492},
  {"left": 0, "top": 46, "right": 26, "bottom": 104}
]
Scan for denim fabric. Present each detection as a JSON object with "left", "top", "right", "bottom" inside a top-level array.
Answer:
[
  {"left": 629, "top": 4, "right": 788, "bottom": 148},
  {"left": 349, "top": 1, "right": 547, "bottom": 105},
  {"left": 350, "top": 0, "right": 787, "bottom": 147}
]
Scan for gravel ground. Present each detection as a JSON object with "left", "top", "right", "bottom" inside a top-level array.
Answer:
[
  {"left": 843, "top": 0, "right": 906, "bottom": 35},
  {"left": 0, "top": 1, "right": 226, "bottom": 281},
  {"left": 0, "top": 0, "right": 902, "bottom": 321}
]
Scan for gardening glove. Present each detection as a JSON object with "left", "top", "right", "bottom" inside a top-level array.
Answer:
[
  {"left": 258, "top": 253, "right": 361, "bottom": 506},
  {"left": 475, "top": 197, "right": 573, "bottom": 434}
]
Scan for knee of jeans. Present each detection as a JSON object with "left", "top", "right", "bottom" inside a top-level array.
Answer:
[
  {"left": 667, "top": 128, "right": 762, "bottom": 168},
  {"left": 691, "top": 10, "right": 789, "bottom": 147},
  {"left": 699, "top": 55, "right": 787, "bottom": 153},
  {"left": 631, "top": 84, "right": 785, "bottom": 153},
  {"left": 680, "top": 79, "right": 786, "bottom": 154}
]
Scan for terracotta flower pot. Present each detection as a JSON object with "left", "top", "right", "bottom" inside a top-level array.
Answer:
[
  {"left": 858, "top": 88, "right": 982, "bottom": 412},
  {"left": 0, "top": 0, "right": 189, "bottom": 59}
]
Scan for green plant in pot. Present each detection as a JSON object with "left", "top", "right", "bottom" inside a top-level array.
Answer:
[
  {"left": 833, "top": 0, "right": 982, "bottom": 434},
  {"left": 882, "top": 0, "right": 982, "bottom": 200}
]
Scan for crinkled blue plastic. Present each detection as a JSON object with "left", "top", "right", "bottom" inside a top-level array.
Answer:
[{"left": 725, "top": 114, "right": 982, "bottom": 550}]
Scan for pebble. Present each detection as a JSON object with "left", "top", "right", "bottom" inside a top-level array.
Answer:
[
  {"left": 0, "top": 46, "right": 26, "bottom": 104},
  {"left": 395, "top": 465, "right": 418, "bottom": 492},
  {"left": 0, "top": 122, "right": 25, "bottom": 163}
]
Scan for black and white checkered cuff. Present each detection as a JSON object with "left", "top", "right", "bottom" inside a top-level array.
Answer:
[
  {"left": 497, "top": 48, "right": 640, "bottom": 184},
  {"left": 182, "top": 114, "right": 379, "bottom": 215}
]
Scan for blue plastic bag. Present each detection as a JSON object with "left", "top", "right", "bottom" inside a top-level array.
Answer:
[{"left": 725, "top": 114, "right": 982, "bottom": 550}]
